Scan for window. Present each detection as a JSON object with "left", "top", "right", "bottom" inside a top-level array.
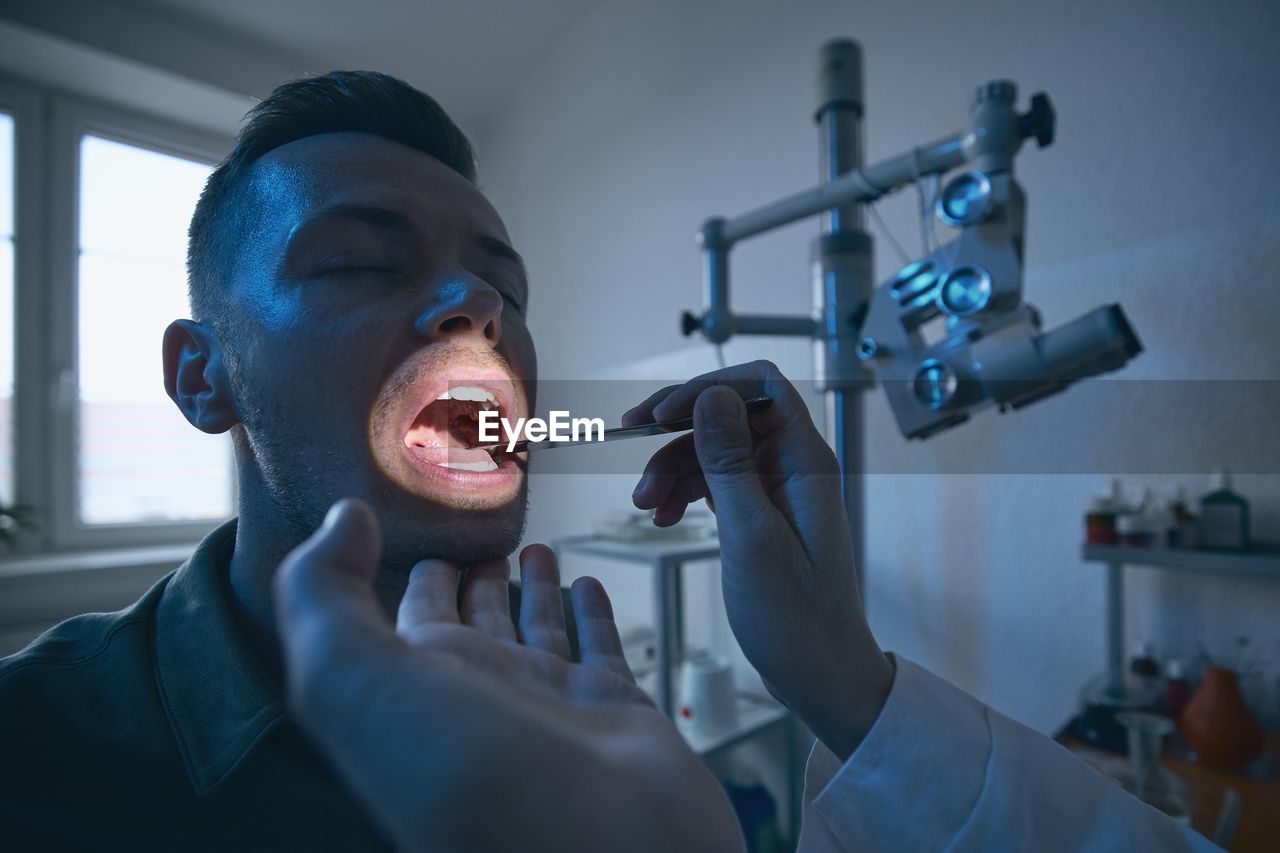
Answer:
[
  {"left": 76, "top": 135, "right": 231, "bottom": 525},
  {"left": 0, "top": 112, "right": 12, "bottom": 506},
  {"left": 0, "top": 78, "right": 236, "bottom": 553}
]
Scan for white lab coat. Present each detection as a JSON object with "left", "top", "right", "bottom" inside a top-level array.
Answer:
[{"left": 797, "top": 656, "right": 1219, "bottom": 851}]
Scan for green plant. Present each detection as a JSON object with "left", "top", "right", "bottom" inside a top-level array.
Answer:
[{"left": 0, "top": 503, "right": 37, "bottom": 549}]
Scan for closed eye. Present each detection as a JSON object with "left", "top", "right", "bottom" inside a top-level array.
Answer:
[
  {"left": 484, "top": 274, "right": 526, "bottom": 314},
  {"left": 321, "top": 266, "right": 402, "bottom": 276},
  {"left": 498, "top": 289, "right": 524, "bottom": 312}
]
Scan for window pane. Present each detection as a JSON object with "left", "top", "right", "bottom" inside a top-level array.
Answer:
[
  {"left": 77, "top": 135, "right": 231, "bottom": 525},
  {"left": 0, "top": 112, "right": 14, "bottom": 506}
]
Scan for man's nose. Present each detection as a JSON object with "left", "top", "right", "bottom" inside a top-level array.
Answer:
[{"left": 414, "top": 275, "right": 503, "bottom": 346}]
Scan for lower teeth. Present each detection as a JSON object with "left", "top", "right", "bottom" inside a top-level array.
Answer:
[{"left": 437, "top": 459, "right": 498, "bottom": 473}]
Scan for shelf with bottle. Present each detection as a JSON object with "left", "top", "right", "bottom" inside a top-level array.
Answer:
[
  {"left": 1081, "top": 541, "right": 1280, "bottom": 579},
  {"left": 1082, "top": 473, "right": 1276, "bottom": 578},
  {"left": 677, "top": 693, "right": 792, "bottom": 758}
]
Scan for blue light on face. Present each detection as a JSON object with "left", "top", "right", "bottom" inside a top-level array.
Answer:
[{"left": 937, "top": 266, "right": 992, "bottom": 317}]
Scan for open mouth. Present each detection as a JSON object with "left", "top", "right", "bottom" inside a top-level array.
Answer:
[
  {"left": 374, "top": 350, "right": 527, "bottom": 506},
  {"left": 395, "top": 364, "right": 527, "bottom": 493},
  {"left": 404, "top": 384, "right": 509, "bottom": 472}
]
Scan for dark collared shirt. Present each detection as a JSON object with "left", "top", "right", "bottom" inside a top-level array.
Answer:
[{"left": 0, "top": 520, "right": 390, "bottom": 852}]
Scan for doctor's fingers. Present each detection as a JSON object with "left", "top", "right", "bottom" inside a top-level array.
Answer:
[
  {"left": 651, "top": 473, "right": 711, "bottom": 527},
  {"left": 634, "top": 432, "right": 789, "bottom": 514},
  {"left": 632, "top": 432, "right": 765, "bottom": 509},
  {"left": 460, "top": 558, "right": 518, "bottom": 642},
  {"left": 569, "top": 577, "right": 636, "bottom": 684},
  {"left": 620, "top": 383, "right": 683, "bottom": 427},
  {"left": 632, "top": 433, "right": 701, "bottom": 510},
  {"left": 275, "top": 500, "right": 402, "bottom": 719},
  {"left": 517, "top": 545, "right": 572, "bottom": 660},
  {"left": 650, "top": 361, "right": 810, "bottom": 434},
  {"left": 398, "top": 559, "right": 461, "bottom": 634}
]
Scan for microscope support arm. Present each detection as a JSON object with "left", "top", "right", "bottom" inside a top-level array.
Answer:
[
  {"left": 692, "top": 131, "right": 967, "bottom": 344},
  {"left": 700, "top": 133, "right": 966, "bottom": 250}
]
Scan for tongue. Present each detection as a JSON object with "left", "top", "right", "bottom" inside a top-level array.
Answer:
[
  {"left": 449, "top": 411, "right": 482, "bottom": 447},
  {"left": 404, "top": 400, "right": 502, "bottom": 470},
  {"left": 406, "top": 399, "right": 485, "bottom": 449}
]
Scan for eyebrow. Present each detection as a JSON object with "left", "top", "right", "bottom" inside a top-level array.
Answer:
[
  {"left": 477, "top": 233, "right": 526, "bottom": 272},
  {"left": 302, "top": 204, "right": 525, "bottom": 271},
  {"left": 305, "top": 203, "right": 415, "bottom": 232}
]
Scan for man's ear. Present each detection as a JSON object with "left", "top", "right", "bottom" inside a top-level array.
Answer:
[{"left": 163, "top": 319, "right": 240, "bottom": 434}]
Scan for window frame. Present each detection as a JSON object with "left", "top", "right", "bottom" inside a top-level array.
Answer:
[
  {"left": 0, "top": 79, "right": 41, "bottom": 546},
  {"left": 1, "top": 73, "right": 239, "bottom": 555}
]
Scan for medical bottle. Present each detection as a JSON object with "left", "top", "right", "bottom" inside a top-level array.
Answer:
[
  {"left": 1199, "top": 470, "right": 1250, "bottom": 551},
  {"left": 1168, "top": 487, "right": 1198, "bottom": 549},
  {"left": 1084, "top": 479, "right": 1128, "bottom": 545}
]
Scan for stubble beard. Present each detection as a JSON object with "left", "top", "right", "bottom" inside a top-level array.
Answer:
[{"left": 230, "top": 370, "right": 530, "bottom": 578}]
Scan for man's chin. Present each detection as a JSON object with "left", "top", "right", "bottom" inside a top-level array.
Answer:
[
  {"left": 377, "top": 490, "right": 528, "bottom": 570},
  {"left": 375, "top": 440, "right": 526, "bottom": 514}
]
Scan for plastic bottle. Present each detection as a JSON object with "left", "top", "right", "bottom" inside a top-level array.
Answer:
[
  {"left": 1116, "top": 491, "right": 1155, "bottom": 547},
  {"left": 1163, "top": 659, "right": 1192, "bottom": 719},
  {"left": 1139, "top": 488, "right": 1174, "bottom": 547},
  {"left": 1168, "top": 487, "right": 1198, "bottom": 549},
  {"left": 1199, "top": 470, "right": 1250, "bottom": 551},
  {"left": 1127, "top": 641, "right": 1163, "bottom": 709},
  {"left": 1117, "top": 514, "right": 1152, "bottom": 547},
  {"left": 1085, "top": 480, "right": 1128, "bottom": 545},
  {"left": 1131, "top": 641, "right": 1161, "bottom": 679}
]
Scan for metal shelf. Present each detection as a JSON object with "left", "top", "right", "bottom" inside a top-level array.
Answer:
[
  {"left": 555, "top": 531, "right": 800, "bottom": 833},
  {"left": 1082, "top": 543, "right": 1280, "bottom": 580},
  {"left": 553, "top": 534, "right": 721, "bottom": 565},
  {"left": 554, "top": 533, "right": 722, "bottom": 717},
  {"left": 677, "top": 694, "right": 792, "bottom": 757},
  {"left": 1083, "top": 541, "right": 1280, "bottom": 703}
]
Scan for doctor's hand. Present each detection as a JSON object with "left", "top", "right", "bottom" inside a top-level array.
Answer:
[
  {"left": 625, "top": 360, "right": 895, "bottom": 761},
  {"left": 274, "top": 499, "right": 742, "bottom": 853}
]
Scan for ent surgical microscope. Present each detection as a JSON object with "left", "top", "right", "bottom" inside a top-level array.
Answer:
[{"left": 681, "top": 40, "right": 1143, "bottom": 596}]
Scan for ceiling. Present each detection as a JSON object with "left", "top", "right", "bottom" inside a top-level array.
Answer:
[{"left": 3, "top": 0, "right": 603, "bottom": 134}]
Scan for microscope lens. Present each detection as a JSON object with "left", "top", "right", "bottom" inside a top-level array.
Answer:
[
  {"left": 945, "top": 182, "right": 980, "bottom": 219},
  {"left": 912, "top": 360, "right": 959, "bottom": 410},
  {"left": 937, "top": 171, "right": 993, "bottom": 227},
  {"left": 938, "top": 266, "right": 992, "bottom": 317}
]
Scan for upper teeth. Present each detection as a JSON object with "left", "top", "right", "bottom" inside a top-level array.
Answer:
[{"left": 436, "top": 386, "right": 498, "bottom": 409}]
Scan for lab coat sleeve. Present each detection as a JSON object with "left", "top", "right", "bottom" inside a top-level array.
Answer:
[{"left": 795, "top": 655, "right": 1219, "bottom": 852}]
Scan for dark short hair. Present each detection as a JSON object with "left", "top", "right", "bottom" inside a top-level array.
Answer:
[{"left": 187, "top": 70, "right": 477, "bottom": 325}]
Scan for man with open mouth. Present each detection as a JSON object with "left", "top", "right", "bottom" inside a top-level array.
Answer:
[
  {"left": 0, "top": 70, "right": 1212, "bottom": 853},
  {"left": 0, "top": 71, "right": 568, "bottom": 849}
]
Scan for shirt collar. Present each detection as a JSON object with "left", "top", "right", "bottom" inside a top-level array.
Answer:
[{"left": 153, "top": 518, "right": 288, "bottom": 795}]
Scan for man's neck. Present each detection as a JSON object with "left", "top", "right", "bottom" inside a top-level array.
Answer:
[{"left": 226, "top": 498, "right": 409, "bottom": 684}]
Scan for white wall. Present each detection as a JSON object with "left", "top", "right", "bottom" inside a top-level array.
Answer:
[{"left": 477, "top": 0, "right": 1280, "bottom": 735}]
